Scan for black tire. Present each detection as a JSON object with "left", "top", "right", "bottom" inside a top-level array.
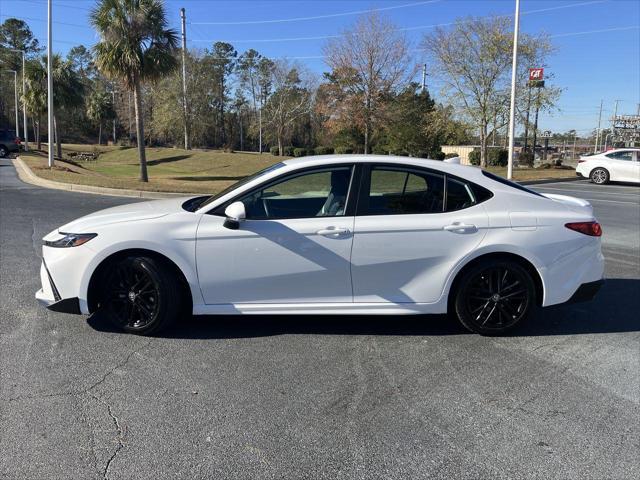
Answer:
[
  {"left": 590, "top": 167, "right": 609, "bottom": 184},
  {"left": 98, "top": 256, "right": 182, "bottom": 335},
  {"left": 454, "top": 260, "right": 536, "bottom": 335},
  {"left": 0, "top": 146, "right": 8, "bottom": 158}
]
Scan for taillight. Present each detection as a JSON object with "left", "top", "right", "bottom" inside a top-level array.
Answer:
[
  {"left": 565, "top": 221, "right": 602, "bottom": 237},
  {"left": 578, "top": 159, "right": 586, "bottom": 163},
  {"left": 14, "top": 137, "right": 21, "bottom": 145}
]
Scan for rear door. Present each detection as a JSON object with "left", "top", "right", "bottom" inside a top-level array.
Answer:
[
  {"left": 604, "top": 150, "right": 637, "bottom": 182},
  {"left": 350, "top": 164, "right": 490, "bottom": 304}
]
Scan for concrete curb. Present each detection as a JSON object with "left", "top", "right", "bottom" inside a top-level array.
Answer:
[
  {"left": 13, "top": 156, "right": 200, "bottom": 199},
  {"left": 14, "top": 155, "right": 581, "bottom": 198},
  {"left": 519, "top": 176, "right": 583, "bottom": 186}
]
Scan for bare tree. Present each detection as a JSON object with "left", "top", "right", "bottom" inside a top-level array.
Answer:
[
  {"left": 423, "top": 17, "right": 514, "bottom": 167},
  {"left": 263, "top": 60, "right": 314, "bottom": 155},
  {"left": 324, "top": 12, "right": 415, "bottom": 154}
]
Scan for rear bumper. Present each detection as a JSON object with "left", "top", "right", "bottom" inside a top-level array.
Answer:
[{"left": 564, "top": 279, "right": 604, "bottom": 305}]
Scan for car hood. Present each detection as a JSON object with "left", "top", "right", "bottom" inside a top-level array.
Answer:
[{"left": 53, "top": 197, "right": 194, "bottom": 234}]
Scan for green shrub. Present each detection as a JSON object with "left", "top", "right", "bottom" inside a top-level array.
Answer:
[
  {"left": 487, "top": 149, "right": 508, "bottom": 167},
  {"left": 293, "top": 147, "right": 307, "bottom": 157},
  {"left": 371, "top": 145, "right": 389, "bottom": 155},
  {"left": 314, "top": 146, "right": 334, "bottom": 155},
  {"left": 444, "top": 152, "right": 459, "bottom": 159},
  {"left": 431, "top": 151, "right": 446, "bottom": 160},
  {"left": 270, "top": 146, "right": 280, "bottom": 156},
  {"left": 518, "top": 151, "right": 533, "bottom": 166},
  {"left": 469, "top": 150, "right": 480, "bottom": 165},
  {"left": 335, "top": 146, "right": 354, "bottom": 154},
  {"left": 282, "top": 146, "right": 295, "bottom": 156}
]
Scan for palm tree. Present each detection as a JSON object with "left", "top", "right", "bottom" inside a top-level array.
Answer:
[
  {"left": 86, "top": 89, "right": 116, "bottom": 145},
  {"left": 22, "top": 55, "right": 83, "bottom": 155},
  {"left": 91, "top": 0, "right": 178, "bottom": 182}
]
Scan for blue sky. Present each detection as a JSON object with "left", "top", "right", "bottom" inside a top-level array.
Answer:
[{"left": 2, "top": 0, "right": 639, "bottom": 134}]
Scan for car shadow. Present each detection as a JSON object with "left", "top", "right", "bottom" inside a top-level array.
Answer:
[{"left": 86, "top": 278, "right": 640, "bottom": 339}]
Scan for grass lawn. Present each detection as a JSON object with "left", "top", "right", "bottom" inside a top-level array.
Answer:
[{"left": 20, "top": 145, "right": 576, "bottom": 195}]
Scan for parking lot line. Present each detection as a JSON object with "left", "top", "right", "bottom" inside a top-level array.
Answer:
[{"left": 534, "top": 186, "right": 640, "bottom": 198}]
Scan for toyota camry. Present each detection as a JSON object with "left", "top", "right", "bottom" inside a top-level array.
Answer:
[{"left": 36, "top": 155, "right": 605, "bottom": 335}]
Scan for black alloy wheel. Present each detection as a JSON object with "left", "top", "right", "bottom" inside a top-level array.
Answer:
[
  {"left": 101, "top": 256, "right": 181, "bottom": 334},
  {"left": 454, "top": 260, "right": 536, "bottom": 335}
]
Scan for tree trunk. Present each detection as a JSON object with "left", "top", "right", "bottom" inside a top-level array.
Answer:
[
  {"left": 54, "top": 115, "right": 62, "bottom": 159},
  {"left": 523, "top": 85, "right": 532, "bottom": 151},
  {"left": 133, "top": 81, "right": 148, "bottom": 182},
  {"left": 35, "top": 116, "right": 41, "bottom": 150},
  {"left": 480, "top": 124, "right": 487, "bottom": 168},
  {"left": 364, "top": 94, "right": 371, "bottom": 154},
  {"left": 278, "top": 135, "right": 283, "bottom": 156},
  {"left": 98, "top": 122, "right": 102, "bottom": 146}
]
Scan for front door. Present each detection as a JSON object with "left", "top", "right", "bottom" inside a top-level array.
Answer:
[
  {"left": 351, "top": 165, "right": 490, "bottom": 304},
  {"left": 196, "top": 165, "right": 356, "bottom": 304}
]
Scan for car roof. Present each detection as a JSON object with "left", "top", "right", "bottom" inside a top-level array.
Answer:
[{"left": 282, "top": 154, "right": 486, "bottom": 181}]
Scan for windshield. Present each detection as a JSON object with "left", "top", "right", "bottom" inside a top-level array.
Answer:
[{"left": 197, "top": 162, "right": 286, "bottom": 209}]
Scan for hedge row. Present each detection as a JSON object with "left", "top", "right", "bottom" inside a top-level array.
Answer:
[
  {"left": 270, "top": 146, "right": 337, "bottom": 157},
  {"left": 468, "top": 149, "right": 508, "bottom": 167}
]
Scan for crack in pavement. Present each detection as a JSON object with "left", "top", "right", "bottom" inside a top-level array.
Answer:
[{"left": 5, "top": 338, "right": 153, "bottom": 479}]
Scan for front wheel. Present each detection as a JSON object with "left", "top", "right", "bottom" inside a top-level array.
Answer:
[
  {"left": 454, "top": 260, "right": 536, "bottom": 335},
  {"left": 590, "top": 167, "right": 609, "bottom": 184},
  {"left": 98, "top": 256, "right": 182, "bottom": 335},
  {"left": 0, "top": 146, "right": 8, "bottom": 158}
]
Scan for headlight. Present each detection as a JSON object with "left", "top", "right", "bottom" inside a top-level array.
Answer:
[{"left": 44, "top": 232, "right": 97, "bottom": 248}]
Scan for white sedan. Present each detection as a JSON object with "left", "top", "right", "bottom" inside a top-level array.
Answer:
[
  {"left": 576, "top": 148, "right": 640, "bottom": 184},
  {"left": 36, "top": 156, "right": 605, "bottom": 335}
]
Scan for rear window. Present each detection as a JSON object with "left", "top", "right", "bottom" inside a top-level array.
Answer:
[
  {"left": 0, "top": 130, "right": 16, "bottom": 140},
  {"left": 481, "top": 171, "right": 543, "bottom": 197}
]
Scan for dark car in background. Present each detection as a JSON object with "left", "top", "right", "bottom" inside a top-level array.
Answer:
[{"left": 0, "top": 130, "right": 21, "bottom": 157}]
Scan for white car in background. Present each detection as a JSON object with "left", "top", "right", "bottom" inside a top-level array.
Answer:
[
  {"left": 36, "top": 156, "right": 605, "bottom": 336},
  {"left": 576, "top": 148, "right": 640, "bottom": 184}
]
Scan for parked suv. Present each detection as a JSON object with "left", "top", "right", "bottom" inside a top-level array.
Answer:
[{"left": 0, "top": 129, "right": 21, "bottom": 157}]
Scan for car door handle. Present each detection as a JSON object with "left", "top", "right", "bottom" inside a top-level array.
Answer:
[
  {"left": 443, "top": 222, "right": 477, "bottom": 233},
  {"left": 316, "top": 227, "right": 351, "bottom": 237}
]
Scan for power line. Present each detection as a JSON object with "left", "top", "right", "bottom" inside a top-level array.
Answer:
[
  {"left": 0, "top": 14, "right": 91, "bottom": 29},
  {"left": 191, "top": 0, "right": 441, "bottom": 26},
  {"left": 189, "top": 0, "right": 609, "bottom": 43},
  {"left": 549, "top": 25, "right": 639, "bottom": 38}
]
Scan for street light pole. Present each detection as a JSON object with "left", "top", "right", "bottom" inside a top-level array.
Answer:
[
  {"left": 506, "top": 0, "right": 520, "bottom": 180},
  {"left": 47, "top": 0, "right": 54, "bottom": 167},
  {"left": 10, "top": 49, "right": 29, "bottom": 151},
  {"left": 8, "top": 71, "right": 20, "bottom": 137},
  {"left": 180, "top": 8, "right": 190, "bottom": 150}
]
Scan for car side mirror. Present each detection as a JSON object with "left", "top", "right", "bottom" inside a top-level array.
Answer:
[{"left": 223, "top": 201, "right": 246, "bottom": 230}]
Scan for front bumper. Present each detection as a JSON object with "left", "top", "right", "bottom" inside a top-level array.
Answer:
[{"left": 36, "top": 259, "right": 83, "bottom": 315}]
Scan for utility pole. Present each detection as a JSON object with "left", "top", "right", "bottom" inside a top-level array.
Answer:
[
  {"left": 506, "top": 0, "right": 520, "bottom": 180},
  {"left": 421, "top": 63, "right": 427, "bottom": 92},
  {"left": 180, "top": 8, "right": 190, "bottom": 150},
  {"left": 610, "top": 99, "right": 620, "bottom": 149},
  {"left": 572, "top": 132, "right": 577, "bottom": 161},
  {"left": 47, "top": 0, "right": 54, "bottom": 167},
  {"left": 21, "top": 51, "right": 28, "bottom": 151},
  {"left": 594, "top": 99, "right": 603, "bottom": 153}
]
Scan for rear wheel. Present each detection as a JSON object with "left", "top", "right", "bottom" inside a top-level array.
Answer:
[
  {"left": 590, "top": 167, "right": 609, "bottom": 184},
  {"left": 0, "top": 146, "right": 8, "bottom": 158},
  {"left": 454, "top": 260, "right": 536, "bottom": 335},
  {"left": 98, "top": 256, "right": 181, "bottom": 335}
]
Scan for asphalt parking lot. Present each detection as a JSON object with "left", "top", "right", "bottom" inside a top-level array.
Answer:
[{"left": 1, "top": 159, "right": 638, "bottom": 480}]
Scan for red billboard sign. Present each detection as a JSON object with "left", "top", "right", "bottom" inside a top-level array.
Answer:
[{"left": 529, "top": 68, "right": 544, "bottom": 81}]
